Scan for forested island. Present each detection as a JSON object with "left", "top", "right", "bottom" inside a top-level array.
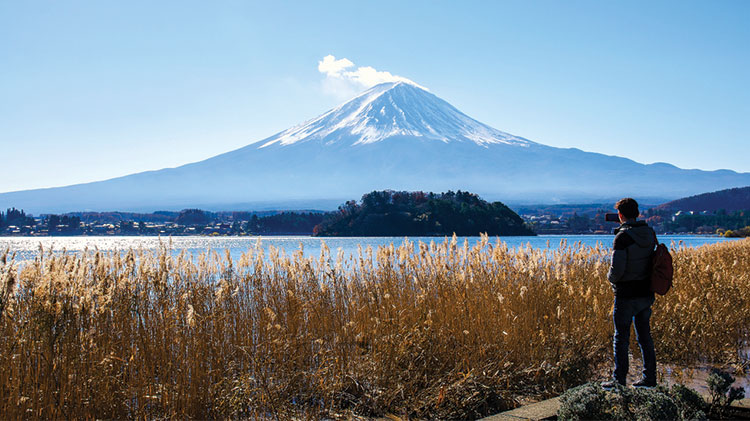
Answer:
[{"left": 313, "top": 190, "right": 534, "bottom": 236}]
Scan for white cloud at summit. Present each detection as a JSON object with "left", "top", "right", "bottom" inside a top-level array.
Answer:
[{"left": 318, "top": 55, "right": 426, "bottom": 100}]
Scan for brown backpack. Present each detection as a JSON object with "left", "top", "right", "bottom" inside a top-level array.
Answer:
[{"left": 651, "top": 232, "right": 673, "bottom": 295}]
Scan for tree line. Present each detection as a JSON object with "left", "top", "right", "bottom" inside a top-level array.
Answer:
[
  {"left": 645, "top": 208, "right": 750, "bottom": 234},
  {"left": 0, "top": 208, "right": 326, "bottom": 235},
  {"left": 0, "top": 208, "right": 35, "bottom": 229}
]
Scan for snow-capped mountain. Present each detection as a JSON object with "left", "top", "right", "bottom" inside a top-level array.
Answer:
[
  {"left": 261, "top": 81, "right": 532, "bottom": 147},
  {"left": 2, "top": 81, "right": 750, "bottom": 213}
]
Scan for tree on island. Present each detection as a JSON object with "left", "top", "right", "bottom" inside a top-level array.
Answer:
[{"left": 313, "top": 190, "right": 535, "bottom": 237}]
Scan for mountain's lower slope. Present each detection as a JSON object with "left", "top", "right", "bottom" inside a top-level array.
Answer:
[
  {"left": 2, "top": 82, "right": 749, "bottom": 213},
  {"left": 3, "top": 137, "right": 749, "bottom": 213}
]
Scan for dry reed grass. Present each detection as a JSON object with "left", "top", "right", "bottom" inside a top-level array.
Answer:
[{"left": 0, "top": 236, "right": 748, "bottom": 419}]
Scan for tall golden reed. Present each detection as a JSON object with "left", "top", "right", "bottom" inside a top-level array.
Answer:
[{"left": 0, "top": 237, "right": 748, "bottom": 419}]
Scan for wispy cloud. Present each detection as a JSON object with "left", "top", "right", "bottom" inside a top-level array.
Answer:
[{"left": 318, "top": 55, "right": 424, "bottom": 99}]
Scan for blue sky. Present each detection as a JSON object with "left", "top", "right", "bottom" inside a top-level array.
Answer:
[{"left": 1, "top": 0, "right": 748, "bottom": 193}]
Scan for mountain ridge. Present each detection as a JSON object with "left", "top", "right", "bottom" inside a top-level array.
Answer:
[
  {"left": 655, "top": 186, "right": 750, "bottom": 212},
  {"left": 2, "top": 81, "right": 750, "bottom": 214}
]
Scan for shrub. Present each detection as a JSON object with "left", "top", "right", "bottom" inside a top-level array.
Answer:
[
  {"left": 670, "top": 383, "right": 708, "bottom": 420},
  {"left": 557, "top": 383, "right": 612, "bottom": 420},
  {"left": 558, "top": 382, "right": 706, "bottom": 421},
  {"left": 630, "top": 387, "right": 680, "bottom": 420},
  {"left": 707, "top": 368, "right": 746, "bottom": 417}
]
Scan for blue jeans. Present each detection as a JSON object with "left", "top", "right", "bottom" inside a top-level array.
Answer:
[{"left": 613, "top": 294, "right": 656, "bottom": 384}]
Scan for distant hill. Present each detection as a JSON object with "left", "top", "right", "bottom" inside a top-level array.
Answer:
[
  {"left": 655, "top": 186, "right": 750, "bottom": 212},
  {"left": 313, "top": 190, "right": 534, "bottom": 237}
]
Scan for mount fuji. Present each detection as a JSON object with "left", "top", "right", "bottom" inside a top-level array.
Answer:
[{"left": 2, "top": 81, "right": 750, "bottom": 214}]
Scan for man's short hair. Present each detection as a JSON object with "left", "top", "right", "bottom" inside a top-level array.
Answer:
[{"left": 615, "top": 198, "right": 639, "bottom": 219}]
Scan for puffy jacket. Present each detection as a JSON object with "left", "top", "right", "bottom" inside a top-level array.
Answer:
[{"left": 607, "top": 220, "right": 656, "bottom": 298}]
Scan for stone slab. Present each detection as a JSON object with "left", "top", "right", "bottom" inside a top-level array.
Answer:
[{"left": 481, "top": 397, "right": 560, "bottom": 421}]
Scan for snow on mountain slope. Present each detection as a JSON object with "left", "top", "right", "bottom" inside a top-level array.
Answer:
[{"left": 260, "top": 81, "right": 533, "bottom": 148}]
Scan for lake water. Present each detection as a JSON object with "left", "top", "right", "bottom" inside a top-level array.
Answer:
[{"left": 0, "top": 234, "right": 742, "bottom": 263}]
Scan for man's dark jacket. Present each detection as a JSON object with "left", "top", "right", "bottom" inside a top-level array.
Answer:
[{"left": 607, "top": 220, "right": 656, "bottom": 298}]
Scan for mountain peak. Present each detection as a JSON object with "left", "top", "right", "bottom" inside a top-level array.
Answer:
[
  {"left": 362, "top": 79, "right": 430, "bottom": 94},
  {"left": 259, "top": 81, "right": 534, "bottom": 148}
]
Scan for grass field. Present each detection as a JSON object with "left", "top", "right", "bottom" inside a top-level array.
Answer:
[{"left": 1, "top": 236, "right": 748, "bottom": 419}]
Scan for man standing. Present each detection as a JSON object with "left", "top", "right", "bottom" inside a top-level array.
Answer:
[{"left": 602, "top": 198, "right": 657, "bottom": 389}]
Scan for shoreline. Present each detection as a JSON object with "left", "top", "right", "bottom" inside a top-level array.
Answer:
[{"left": 0, "top": 232, "right": 733, "bottom": 238}]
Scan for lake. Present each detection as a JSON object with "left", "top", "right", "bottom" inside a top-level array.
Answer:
[{"left": 0, "top": 234, "right": 741, "bottom": 263}]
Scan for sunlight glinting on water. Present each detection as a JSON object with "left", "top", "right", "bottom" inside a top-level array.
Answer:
[{"left": 0, "top": 235, "right": 740, "bottom": 264}]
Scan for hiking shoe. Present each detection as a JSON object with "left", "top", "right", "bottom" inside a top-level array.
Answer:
[
  {"left": 602, "top": 379, "right": 625, "bottom": 390},
  {"left": 633, "top": 378, "right": 657, "bottom": 389}
]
